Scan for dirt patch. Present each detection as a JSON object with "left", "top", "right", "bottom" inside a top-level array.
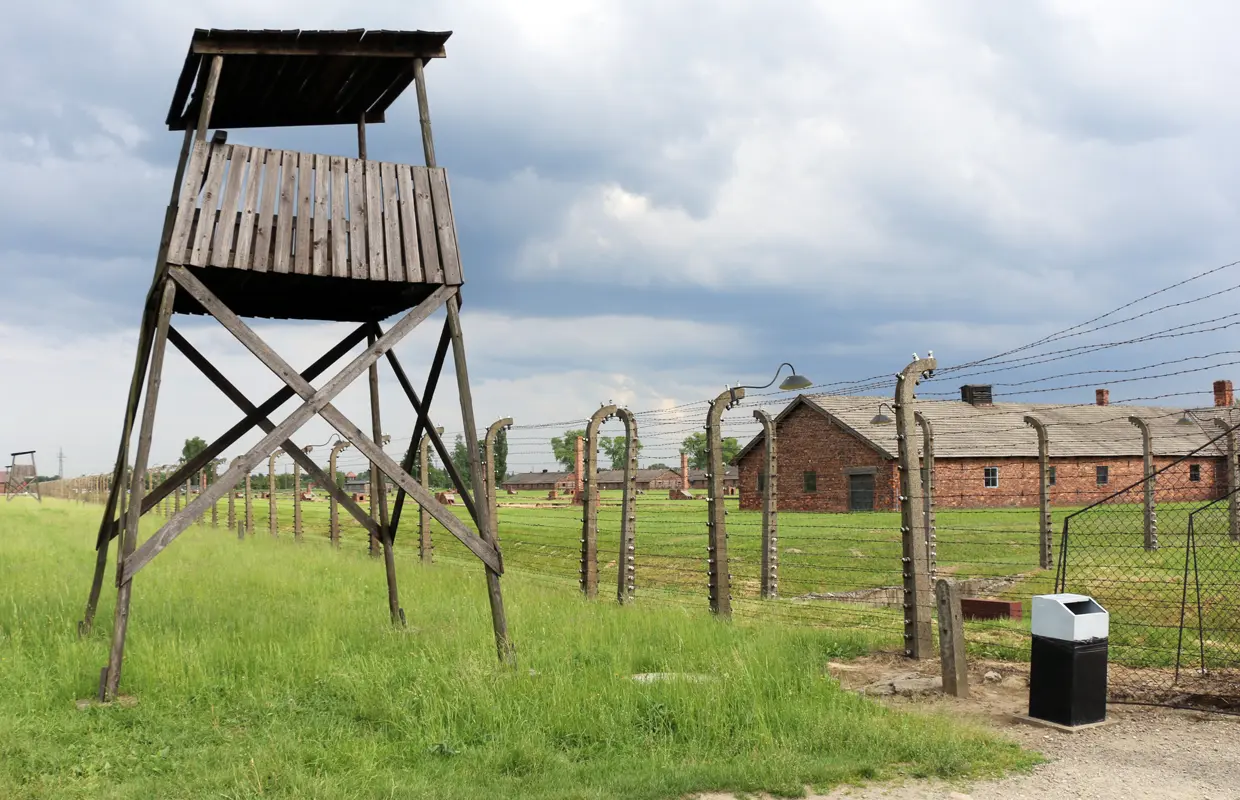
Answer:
[{"left": 697, "top": 654, "right": 1240, "bottom": 800}]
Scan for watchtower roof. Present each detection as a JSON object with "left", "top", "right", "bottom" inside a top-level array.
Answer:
[{"left": 166, "top": 28, "right": 451, "bottom": 131}]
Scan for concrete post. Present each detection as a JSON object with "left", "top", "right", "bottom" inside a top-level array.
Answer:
[
  {"left": 226, "top": 458, "right": 238, "bottom": 531},
  {"left": 580, "top": 405, "right": 617, "bottom": 598},
  {"left": 293, "top": 458, "right": 303, "bottom": 542},
  {"left": 329, "top": 441, "right": 350, "bottom": 548},
  {"left": 681, "top": 452, "right": 690, "bottom": 491},
  {"left": 616, "top": 408, "right": 639, "bottom": 604},
  {"left": 1128, "top": 416, "right": 1158, "bottom": 551},
  {"left": 484, "top": 418, "right": 514, "bottom": 547},
  {"left": 208, "top": 469, "right": 218, "bottom": 527},
  {"left": 244, "top": 473, "right": 253, "bottom": 535},
  {"left": 268, "top": 453, "right": 278, "bottom": 537},
  {"left": 575, "top": 435, "right": 585, "bottom": 500},
  {"left": 1025, "top": 415, "right": 1054, "bottom": 568},
  {"left": 896, "top": 356, "right": 936, "bottom": 658},
  {"left": 754, "top": 409, "right": 778, "bottom": 599},
  {"left": 1214, "top": 419, "right": 1239, "bottom": 542},
  {"left": 914, "top": 411, "right": 936, "bottom": 577},
  {"left": 707, "top": 387, "right": 742, "bottom": 618},
  {"left": 418, "top": 429, "right": 442, "bottom": 563},
  {"left": 935, "top": 579, "right": 969, "bottom": 698}
]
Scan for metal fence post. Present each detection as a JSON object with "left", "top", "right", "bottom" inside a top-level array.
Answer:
[
  {"left": 1025, "top": 415, "right": 1055, "bottom": 567},
  {"left": 754, "top": 409, "right": 779, "bottom": 599},
  {"left": 896, "top": 356, "right": 935, "bottom": 658},
  {"left": 1128, "top": 416, "right": 1158, "bottom": 551},
  {"left": 707, "top": 387, "right": 741, "bottom": 618},
  {"left": 616, "top": 408, "right": 639, "bottom": 604},
  {"left": 580, "top": 405, "right": 617, "bottom": 599},
  {"left": 914, "top": 411, "right": 936, "bottom": 577}
]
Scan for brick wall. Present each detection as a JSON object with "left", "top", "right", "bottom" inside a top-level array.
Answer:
[
  {"left": 737, "top": 403, "right": 898, "bottom": 512},
  {"left": 738, "top": 402, "right": 1229, "bottom": 512}
]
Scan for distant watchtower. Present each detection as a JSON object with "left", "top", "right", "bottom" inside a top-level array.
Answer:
[
  {"left": 5, "top": 451, "right": 40, "bottom": 502},
  {"left": 82, "top": 29, "right": 511, "bottom": 701}
]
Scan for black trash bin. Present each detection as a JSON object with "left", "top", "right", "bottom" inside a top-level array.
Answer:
[{"left": 1028, "top": 593, "right": 1108, "bottom": 727}]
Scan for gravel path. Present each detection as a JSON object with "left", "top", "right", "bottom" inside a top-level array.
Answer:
[{"left": 698, "top": 657, "right": 1240, "bottom": 800}]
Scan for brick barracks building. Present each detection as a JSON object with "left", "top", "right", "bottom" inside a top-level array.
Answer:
[{"left": 735, "top": 380, "right": 1238, "bottom": 513}]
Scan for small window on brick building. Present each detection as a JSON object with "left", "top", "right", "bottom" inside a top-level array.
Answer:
[
  {"left": 1096, "top": 466, "right": 1109, "bottom": 485},
  {"left": 1190, "top": 464, "right": 1201, "bottom": 482},
  {"left": 803, "top": 471, "right": 817, "bottom": 493},
  {"left": 1048, "top": 466, "right": 1057, "bottom": 486},
  {"left": 983, "top": 466, "right": 999, "bottom": 488},
  {"left": 757, "top": 471, "right": 766, "bottom": 492}
]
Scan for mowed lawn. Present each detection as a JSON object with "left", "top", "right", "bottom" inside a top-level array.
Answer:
[{"left": 0, "top": 500, "right": 1036, "bottom": 799}]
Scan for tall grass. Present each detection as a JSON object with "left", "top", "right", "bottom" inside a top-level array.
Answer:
[{"left": 0, "top": 501, "right": 1033, "bottom": 799}]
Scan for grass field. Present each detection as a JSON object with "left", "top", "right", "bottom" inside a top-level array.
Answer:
[
  {"left": 0, "top": 500, "right": 1037, "bottom": 799},
  {"left": 162, "top": 484, "right": 1238, "bottom": 670}
]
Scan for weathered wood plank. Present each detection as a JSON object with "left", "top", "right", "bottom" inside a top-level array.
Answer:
[
  {"left": 365, "top": 160, "right": 386, "bottom": 280},
  {"left": 428, "top": 168, "right": 462, "bottom": 284},
  {"left": 380, "top": 161, "right": 403, "bottom": 282},
  {"left": 168, "top": 141, "right": 211, "bottom": 264},
  {"left": 253, "top": 149, "right": 280, "bottom": 272},
  {"left": 211, "top": 146, "right": 250, "bottom": 268},
  {"left": 272, "top": 151, "right": 297, "bottom": 274},
  {"left": 396, "top": 164, "right": 423, "bottom": 282},
  {"left": 294, "top": 153, "right": 313, "bottom": 275},
  {"left": 412, "top": 167, "right": 441, "bottom": 282},
  {"left": 232, "top": 147, "right": 263, "bottom": 268},
  {"left": 347, "top": 158, "right": 367, "bottom": 279},
  {"left": 189, "top": 144, "right": 230, "bottom": 266},
  {"left": 312, "top": 153, "right": 330, "bottom": 277},
  {"left": 330, "top": 156, "right": 348, "bottom": 278}
]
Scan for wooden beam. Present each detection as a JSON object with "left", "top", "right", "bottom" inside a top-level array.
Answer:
[
  {"left": 381, "top": 337, "right": 477, "bottom": 527},
  {"left": 96, "top": 323, "right": 368, "bottom": 545},
  {"left": 390, "top": 319, "right": 451, "bottom": 533},
  {"left": 192, "top": 42, "right": 446, "bottom": 59},
  {"left": 161, "top": 268, "right": 501, "bottom": 573},
  {"left": 103, "top": 279, "right": 177, "bottom": 700},
  {"left": 167, "top": 327, "right": 382, "bottom": 540},
  {"left": 122, "top": 275, "right": 454, "bottom": 581},
  {"left": 196, "top": 55, "right": 223, "bottom": 142}
]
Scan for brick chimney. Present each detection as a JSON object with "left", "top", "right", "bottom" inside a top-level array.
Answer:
[
  {"left": 1095, "top": 388, "right": 1109, "bottom": 406},
  {"left": 1214, "top": 379, "right": 1234, "bottom": 408},
  {"left": 681, "top": 452, "right": 690, "bottom": 491},
  {"left": 575, "top": 436, "right": 584, "bottom": 495}
]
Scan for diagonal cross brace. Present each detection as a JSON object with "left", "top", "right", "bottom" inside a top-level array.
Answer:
[
  {"left": 121, "top": 277, "right": 495, "bottom": 581},
  {"left": 165, "top": 266, "right": 502, "bottom": 573},
  {"left": 391, "top": 319, "right": 452, "bottom": 534},
  {"left": 166, "top": 327, "right": 383, "bottom": 542},
  {"left": 96, "top": 323, "right": 370, "bottom": 549}
]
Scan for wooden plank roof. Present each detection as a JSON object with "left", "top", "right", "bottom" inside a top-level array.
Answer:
[
  {"left": 735, "top": 394, "right": 1236, "bottom": 463},
  {"left": 166, "top": 29, "right": 451, "bottom": 131},
  {"left": 503, "top": 471, "right": 572, "bottom": 486}
]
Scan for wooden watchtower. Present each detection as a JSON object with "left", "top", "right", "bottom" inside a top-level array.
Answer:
[
  {"left": 81, "top": 29, "right": 511, "bottom": 700},
  {"left": 5, "top": 451, "right": 40, "bottom": 502}
]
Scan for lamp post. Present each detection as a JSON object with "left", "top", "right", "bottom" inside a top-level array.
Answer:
[{"left": 706, "top": 363, "right": 812, "bottom": 618}]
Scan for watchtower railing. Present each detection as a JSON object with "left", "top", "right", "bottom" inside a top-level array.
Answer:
[{"left": 167, "top": 139, "right": 462, "bottom": 284}]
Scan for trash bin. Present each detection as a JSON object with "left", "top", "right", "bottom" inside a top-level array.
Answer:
[{"left": 1028, "top": 593, "right": 1108, "bottom": 727}]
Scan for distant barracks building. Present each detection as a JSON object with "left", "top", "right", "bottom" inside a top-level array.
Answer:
[{"left": 735, "top": 380, "right": 1238, "bottom": 513}]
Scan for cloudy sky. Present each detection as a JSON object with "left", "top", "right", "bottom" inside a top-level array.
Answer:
[{"left": 4, "top": 1, "right": 1240, "bottom": 477}]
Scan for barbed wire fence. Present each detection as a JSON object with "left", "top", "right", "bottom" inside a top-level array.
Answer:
[{"left": 36, "top": 256, "right": 1240, "bottom": 710}]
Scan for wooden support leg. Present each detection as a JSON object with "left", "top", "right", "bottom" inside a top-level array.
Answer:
[
  {"left": 102, "top": 280, "right": 177, "bottom": 700},
  {"left": 446, "top": 296, "right": 513, "bottom": 665},
  {"left": 79, "top": 302, "right": 159, "bottom": 636},
  {"left": 367, "top": 332, "right": 401, "bottom": 624}
]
